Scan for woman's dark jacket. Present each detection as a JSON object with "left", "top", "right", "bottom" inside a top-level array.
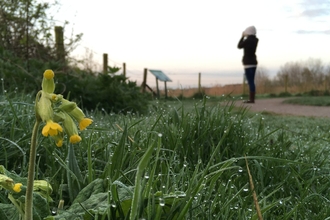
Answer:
[{"left": 237, "top": 35, "right": 258, "bottom": 65}]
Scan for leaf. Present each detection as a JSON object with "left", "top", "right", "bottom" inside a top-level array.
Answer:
[
  {"left": 0, "top": 203, "right": 19, "bottom": 220},
  {"left": 0, "top": 165, "right": 52, "bottom": 220}
]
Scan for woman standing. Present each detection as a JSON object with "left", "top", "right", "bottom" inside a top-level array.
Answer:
[{"left": 237, "top": 26, "right": 259, "bottom": 103}]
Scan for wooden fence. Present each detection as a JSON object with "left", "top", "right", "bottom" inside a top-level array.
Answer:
[{"left": 54, "top": 27, "right": 327, "bottom": 99}]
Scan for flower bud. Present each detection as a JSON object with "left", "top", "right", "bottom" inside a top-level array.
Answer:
[
  {"left": 42, "top": 70, "right": 55, "bottom": 93},
  {"left": 34, "top": 180, "right": 53, "bottom": 194},
  {"left": 0, "top": 174, "right": 22, "bottom": 193},
  {"left": 36, "top": 92, "right": 53, "bottom": 123},
  {"left": 62, "top": 112, "right": 81, "bottom": 144},
  {"left": 59, "top": 99, "right": 77, "bottom": 113},
  {"left": 67, "top": 105, "right": 93, "bottom": 130}
]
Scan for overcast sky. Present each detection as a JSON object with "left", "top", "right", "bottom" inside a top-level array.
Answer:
[{"left": 47, "top": 0, "right": 330, "bottom": 88}]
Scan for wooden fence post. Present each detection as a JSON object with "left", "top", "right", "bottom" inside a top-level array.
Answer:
[
  {"left": 103, "top": 53, "right": 108, "bottom": 74},
  {"left": 123, "top": 63, "right": 126, "bottom": 78},
  {"left": 142, "top": 68, "right": 147, "bottom": 93},
  {"left": 54, "top": 26, "right": 65, "bottom": 61},
  {"left": 155, "top": 78, "right": 160, "bottom": 98}
]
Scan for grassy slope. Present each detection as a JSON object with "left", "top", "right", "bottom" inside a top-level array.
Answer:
[{"left": 1, "top": 94, "right": 330, "bottom": 219}]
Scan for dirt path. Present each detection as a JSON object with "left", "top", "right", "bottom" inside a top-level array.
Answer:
[{"left": 235, "top": 98, "right": 330, "bottom": 118}]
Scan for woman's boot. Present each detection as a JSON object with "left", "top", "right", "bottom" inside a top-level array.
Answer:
[{"left": 243, "top": 92, "right": 255, "bottom": 103}]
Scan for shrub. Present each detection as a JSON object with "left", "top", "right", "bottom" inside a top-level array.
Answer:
[
  {"left": 58, "top": 68, "right": 151, "bottom": 114},
  {"left": 278, "top": 92, "right": 292, "bottom": 97}
]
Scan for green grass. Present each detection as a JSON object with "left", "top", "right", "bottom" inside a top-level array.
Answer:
[
  {"left": 283, "top": 96, "right": 330, "bottom": 106},
  {"left": 1, "top": 93, "right": 330, "bottom": 219}
]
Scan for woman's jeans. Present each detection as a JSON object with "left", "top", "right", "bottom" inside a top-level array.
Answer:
[{"left": 245, "top": 67, "right": 257, "bottom": 92}]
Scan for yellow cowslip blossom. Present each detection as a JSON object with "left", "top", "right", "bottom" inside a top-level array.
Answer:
[
  {"left": 42, "top": 120, "right": 63, "bottom": 137},
  {"left": 69, "top": 106, "right": 89, "bottom": 122},
  {"left": 50, "top": 132, "right": 64, "bottom": 147},
  {"left": 44, "top": 69, "right": 54, "bottom": 79},
  {"left": 79, "top": 118, "right": 93, "bottom": 131},
  {"left": 61, "top": 111, "right": 82, "bottom": 144},
  {"left": 36, "top": 69, "right": 91, "bottom": 146},
  {"left": 13, "top": 183, "right": 22, "bottom": 193},
  {"left": 73, "top": 113, "right": 93, "bottom": 131},
  {"left": 56, "top": 139, "right": 63, "bottom": 147},
  {"left": 51, "top": 94, "right": 63, "bottom": 102},
  {"left": 70, "top": 134, "right": 82, "bottom": 144},
  {"left": 0, "top": 174, "right": 22, "bottom": 193},
  {"left": 42, "top": 69, "right": 55, "bottom": 93},
  {"left": 59, "top": 99, "right": 93, "bottom": 131}
]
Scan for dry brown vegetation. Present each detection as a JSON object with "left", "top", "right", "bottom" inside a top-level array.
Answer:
[
  {"left": 162, "top": 84, "right": 306, "bottom": 98},
  {"left": 154, "top": 58, "right": 330, "bottom": 98}
]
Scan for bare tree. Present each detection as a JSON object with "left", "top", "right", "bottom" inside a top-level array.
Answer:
[
  {"left": 324, "top": 63, "right": 330, "bottom": 92},
  {"left": 305, "top": 58, "right": 324, "bottom": 89},
  {"left": 276, "top": 61, "right": 304, "bottom": 87},
  {"left": 255, "top": 66, "right": 272, "bottom": 93},
  {"left": 275, "top": 58, "right": 327, "bottom": 93},
  {"left": 69, "top": 48, "right": 101, "bottom": 74}
]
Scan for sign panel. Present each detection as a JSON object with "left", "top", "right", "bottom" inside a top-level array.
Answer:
[{"left": 149, "top": 69, "right": 172, "bottom": 82}]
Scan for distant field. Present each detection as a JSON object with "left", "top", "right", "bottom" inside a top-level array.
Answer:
[{"left": 157, "top": 84, "right": 318, "bottom": 98}]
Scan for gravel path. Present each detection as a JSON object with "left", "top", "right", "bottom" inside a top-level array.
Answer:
[{"left": 235, "top": 98, "right": 330, "bottom": 118}]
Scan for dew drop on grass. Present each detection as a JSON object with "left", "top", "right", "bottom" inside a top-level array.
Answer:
[{"left": 159, "top": 198, "right": 165, "bottom": 206}]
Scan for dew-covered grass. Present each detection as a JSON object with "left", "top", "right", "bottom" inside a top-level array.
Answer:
[
  {"left": 283, "top": 96, "right": 330, "bottom": 106},
  {"left": 1, "top": 93, "right": 330, "bottom": 219}
]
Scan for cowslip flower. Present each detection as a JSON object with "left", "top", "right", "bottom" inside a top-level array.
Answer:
[
  {"left": 27, "top": 69, "right": 90, "bottom": 220},
  {"left": 41, "top": 120, "right": 63, "bottom": 137},
  {"left": 42, "top": 69, "right": 55, "bottom": 93},
  {"left": 78, "top": 118, "right": 93, "bottom": 131},
  {"left": 59, "top": 99, "right": 93, "bottom": 131},
  {"left": 34, "top": 180, "right": 53, "bottom": 194},
  {"left": 0, "top": 174, "right": 22, "bottom": 193},
  {"left": 61, "top": 111, "right": 82, "bottom": 144},
  {"left": 50, "top": 132, "right": 64, "bottom": 147},
  {"left": 35, "top": 69, "right": 92, "bottom": 146},
  {"left": 33, "top": 180, "right": 53, "bottom": 202},
  {"left": 36, "top": 90, "right": 64, "bottom": 138},
  {"left": 36, "top": 92, "right": 54, "bottom": 121},
  {"left": 13, "top": 183, "right": 23, "bottom": 193},
  {"left": 70, "top": 134, "right": 82, "bottom": 144}
]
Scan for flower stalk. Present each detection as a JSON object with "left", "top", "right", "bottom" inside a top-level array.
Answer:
[
  {"left": 25, "top": 119, "right": 41, "bottom": 220},
  {"left": 24, "top": 69, "right": 92, "bottom": 220}
]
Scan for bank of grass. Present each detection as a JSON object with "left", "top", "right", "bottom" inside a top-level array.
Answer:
[
  {"left": 282, "top": 96, "right": 330, "bottom": 106},
  {"left": 1, "top": 93, "right": 330, "bottom": 219}
]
